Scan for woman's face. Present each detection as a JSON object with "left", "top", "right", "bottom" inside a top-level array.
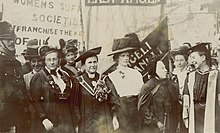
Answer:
[
  {"left": 118, "top": 52, "right": 130, "bottom": 67},
  {"left": 174, "top": 54, "right": 187, "bottom": 70},
  {"left": 65, "top": 51, "right": 76, "bottom": 65},
  {"left": 84, "top": 56, "right": 98, "bottom": 74},
  {"left": 30, "top": 58, "right": 43, "bottom": 72},
  {"left": 44, "top": 52, "right": 60, "bottom": 70},
  {"left": 156, "top": 61, "right": 167, "bottom": 79},
  {"left": 189, "top": 52, "right": 206, "bottom": 70}
]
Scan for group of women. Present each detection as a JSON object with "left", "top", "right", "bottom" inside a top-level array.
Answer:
[{"left": 25, "top": 33, "right": 183, "bottom": 133}]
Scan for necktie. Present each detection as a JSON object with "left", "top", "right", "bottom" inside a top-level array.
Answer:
[{"left": 50, "top": 70, "right": 57, "bottom": 76}]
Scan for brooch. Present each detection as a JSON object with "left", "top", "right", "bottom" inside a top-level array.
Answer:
[
  {"left": 91, "top": 81, "right": 97, "bottom": 87},
  {"left": 119, "top": 71, "right": 125, "bottom": 79}
]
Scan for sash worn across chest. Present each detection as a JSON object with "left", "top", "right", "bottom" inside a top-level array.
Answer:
[{"left": 78, "top": 76, "right": 96, "bottom": 96}]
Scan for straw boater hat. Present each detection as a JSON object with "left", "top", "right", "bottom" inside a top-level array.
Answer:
[
  {"left": 24, "top": 39, "right": 40, "bottom": 59},
  {"left": 0, "top": 21, "right": 16, "bottom": 40},
  {"left": 75, "top": 47, "right": 101, "bottom": 63},
  {"left": 107, "top": 37, "right": 138, "bottom": 56}
]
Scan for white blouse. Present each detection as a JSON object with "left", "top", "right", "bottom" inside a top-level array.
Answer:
[
  {"left": 108, "top": 65, "right": 144, "bottom": 97},
  {"left": 45, "top": 67, "right": 66, "bottom": 93}
]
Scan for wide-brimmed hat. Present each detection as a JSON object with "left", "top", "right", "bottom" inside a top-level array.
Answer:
[
  {"left": 62, "top": 39, "right": 78, "bottom": 56},
  {"left": 75, "top": 47, "right": 101, "bottom": 62},
  {"left": 38, "top": 45, "right": 59, "bottom": 58},
  {"left": 0, "top": 21, "right": 16, "bottom": 40},
  {"left": 107, "top": 37, "right": 138, "bottom": 56},
  {"left": 171, "top": 45, "right": 191, "bottom": 56},
  {"left": 24, "top": 39, "right": 40, "bottom": 59}
]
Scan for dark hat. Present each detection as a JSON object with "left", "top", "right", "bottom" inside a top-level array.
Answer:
[
  {"left": 188, "top": 42, "right": 210, "bottom": 54},
  {"left": 171, "top": 45, "right": 191, "bottom": 56},
  {"left": 124, "top": 33, "right": 141, "bottom": 46},
  {"left": 24, "top": 39, "right": 40, "bottom": 59},
  {"left": 75, "top": 47, "right": 101, "bottom": 62},
  {"left": 38, "top": 45, "right": 58, "bottom": 58},
  {"left": 0, "top": 21, "right": 16, "bottom": 40},
  {"left": 62, "top": 39, "right": 78, "bottom": 55},
  {"left": 107, "top": 37, "right": 138, "bottom": 56}
]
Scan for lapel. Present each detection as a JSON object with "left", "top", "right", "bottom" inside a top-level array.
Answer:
[{"left": 78, "top": 72, "right": 99, "bottom": 96}]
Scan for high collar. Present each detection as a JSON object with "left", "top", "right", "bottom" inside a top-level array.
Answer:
[
  {"left": 173, "top": 66, "right": 188, "bottom": 75},
  {"left": 117, "top": 64, "right": 129, "bottom": 72},
  {"left": 32, "top": 69, "right": 38, "bottom": 74},
  {"left": 45, "top": 66, "right": 60, "bottom": 74},
  {"left": 83, "top": 72, "right": 99, "bottom": 81},
  {"left": 196, "top": 69, "right": 210, "bottom": 75}
]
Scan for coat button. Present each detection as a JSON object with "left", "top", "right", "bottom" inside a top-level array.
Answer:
[{"left": 4, "top": 73, "right": 7, "bottom": 76}]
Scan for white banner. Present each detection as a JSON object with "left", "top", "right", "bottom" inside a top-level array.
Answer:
[{"left": 1, "top": 0, "right": 84, "bottom": 57}]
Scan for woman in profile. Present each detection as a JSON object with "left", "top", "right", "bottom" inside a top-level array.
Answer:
[{"left": 138, "top": 60, "right": 180, "bottom": 133}]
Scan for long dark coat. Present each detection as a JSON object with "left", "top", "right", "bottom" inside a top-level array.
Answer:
[
  {"left": 0, "top": 55, "right": 29, "bottom": 132},
  {"left": 76, "top": 72, "right": 114, "bottom": 133},
  {"left": 30, "top": 68, "right": 78, "bottom": 133},
  {"left": 138, "top": 78, "right": 180, "bottom": 133}
]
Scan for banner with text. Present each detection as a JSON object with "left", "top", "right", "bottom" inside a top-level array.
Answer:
[
  {"left": 130, "top": 17, "right": 168, "bottom": 82},
  {"left": 85, "top": 0, "right": 165, "bottom": 6},
  {"left": 1, "top": 0, "right": 84, "bottom": 57}
]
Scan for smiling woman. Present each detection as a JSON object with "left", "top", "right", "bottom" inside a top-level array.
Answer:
[{"left": 74, "top": 47, "right": 114, "bottom": 133}]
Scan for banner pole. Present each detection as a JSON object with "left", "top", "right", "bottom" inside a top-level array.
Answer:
[{"left": 168, "top": 40, "right": 173, "bottom": 79}]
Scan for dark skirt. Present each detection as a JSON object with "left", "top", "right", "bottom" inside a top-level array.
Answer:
[{"left": 116, "top": 95, "right": 139, "bottom": 133}]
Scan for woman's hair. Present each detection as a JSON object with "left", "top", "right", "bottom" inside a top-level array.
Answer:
[
  {"left": 173, "top": 54, "right": 188, "bottom": 61},
  {"left": 112, "top": 51, "right": 131, "bottom": 63},
  {"left": 198, "top": 51, "right": 211, "bottom": 66},
  {"left": 43, "top": 51, "right": 61, "bottom": 61},
  {"left": 113, "top": 53, "right": 120, "bottom": 62}
]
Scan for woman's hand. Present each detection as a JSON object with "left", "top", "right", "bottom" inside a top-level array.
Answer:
[
  {"left": 112, "top": 115, "right": 119, "bottom": 130},
  {"left": 157, "top": 121, "right": 165, "bottom": 131},
  {"left": 42, "top": 119, "right": 53, "bottom": 131},
  {"left": 75, "top": 125, "right": 79, "bottom": 133}
]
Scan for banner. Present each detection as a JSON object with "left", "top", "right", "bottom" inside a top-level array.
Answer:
[
  {"left": 130, "top": 17, "right": 168, "bottom": 81},
  {"left": 85, "top": 0, "right": 165, "bottom": 6},
  {"left": 1, "top": 0, "right": 84, "bottom": 57}
]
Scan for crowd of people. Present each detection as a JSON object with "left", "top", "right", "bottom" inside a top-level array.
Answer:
[{"left": 0, "top": 20, "right": 220, "bottom": 133}]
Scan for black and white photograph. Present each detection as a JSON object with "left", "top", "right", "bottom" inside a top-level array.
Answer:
[{"left": 0, "top": 0, "right": 220, "bottom": 133}]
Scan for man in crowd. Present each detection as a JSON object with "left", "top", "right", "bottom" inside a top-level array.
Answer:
[
  {"left": 23, "top": 39, "right": 43, "bottom": 91},
  {"left": 23, "top": 39, "right": 43, "bottom": 133},
  {"left": 183, "top": 42, "right": 220, "bottom": 133},
  {"left": 0, "top": 21, "right": 29, "bottom": 132}
]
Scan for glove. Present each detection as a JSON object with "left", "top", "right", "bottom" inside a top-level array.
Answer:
[{"left": 42, "top": 119, "right": 53, "bottom": 131}]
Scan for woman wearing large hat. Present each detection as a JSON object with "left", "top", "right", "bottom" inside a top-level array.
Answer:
[
  {"left": 60, "top": 39, "right": 80, "bottom": 76},
  {"left": 30, "top": 45, "right": 78, "bottom": 132},
  {"left": 106, "top": 36, "right": 144, "bottom": 133},
  {"left": 74, "top": 47, "right": 114, "bottom": 133}
]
